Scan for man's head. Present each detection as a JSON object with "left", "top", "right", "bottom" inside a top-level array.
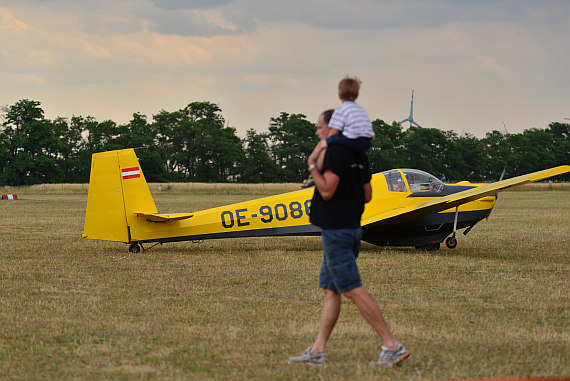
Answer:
[
  {"left": 316, "top": 109, "right": 334, "bottom": 140},
  {"left": 338, "top": 76, "right": 361, "bottom": 102}
]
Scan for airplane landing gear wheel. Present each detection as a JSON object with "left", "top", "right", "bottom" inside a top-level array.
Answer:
[
  {"left": 445, "top": 236, "right": 457, "bottom": 249},
  {"left": 129, "top": 243, "right": 141, "bottom": 253}
]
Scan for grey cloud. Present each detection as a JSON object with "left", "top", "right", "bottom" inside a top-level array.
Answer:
[
  {"left": 222, "top": 0, "right": 570, "bottom": 30},
  {"left": 151, "top": 0, "right": 234, "bottom": 10},
  {"left": 148, "top": 10, "right": 241, "bottom": 36},
  {"left": 10, "top": 0, "right": 570, "bottom": 38},
  {"left": 141, "top": 4, "right": 258, "bottom": 37},
  {"left": 19, "top": 0, "right": 255, "bottom": 37}
]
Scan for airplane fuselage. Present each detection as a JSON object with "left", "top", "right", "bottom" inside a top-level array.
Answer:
[
  {"left": 83, "top": 149, "right": 567, "bottom": 252},
  {"left": 124, "top": 171, "right": 495, "bottom": 250}
]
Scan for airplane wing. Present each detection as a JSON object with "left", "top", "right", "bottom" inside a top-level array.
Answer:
[
  {"left": 362, "top": 165, "right": 569, "bottom": 227},
  {"left": 135, "top": 212, "right": 194, "bottom": 222}
]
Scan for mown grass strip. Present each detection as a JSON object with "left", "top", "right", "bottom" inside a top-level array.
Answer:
[{"left": 0, "top": 191, "right": 568, "bottom": 380}]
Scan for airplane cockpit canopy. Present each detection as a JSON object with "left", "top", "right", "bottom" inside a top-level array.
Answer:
[{"left": 383, "top": 169, "right": 444, "bottom": 193}]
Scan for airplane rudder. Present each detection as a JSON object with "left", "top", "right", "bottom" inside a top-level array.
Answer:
[
  {"left": 83, "top": 150, "right": 129, "bottom": 242},
  {"left": 117, "top": 149, "right": 158, "bottom": 214}
]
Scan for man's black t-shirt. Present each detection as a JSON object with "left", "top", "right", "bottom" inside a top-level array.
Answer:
[{"left": 309, "top": 144, "right": 372, "bottom": 229}]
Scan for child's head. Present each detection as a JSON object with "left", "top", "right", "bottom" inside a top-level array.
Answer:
[{"left": 338, "top": 76, "right": 361, "bottom": 102}]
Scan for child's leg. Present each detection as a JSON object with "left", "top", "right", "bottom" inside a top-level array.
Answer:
[{"left": 326, "top": 135, "right": 371, "bottom": 152}]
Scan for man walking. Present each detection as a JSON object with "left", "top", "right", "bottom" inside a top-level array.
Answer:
[{"left": 288, "top": 111, "right": 409, "bottom": 367}]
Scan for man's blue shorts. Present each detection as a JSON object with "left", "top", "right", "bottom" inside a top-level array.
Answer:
[{"left": 319, "top": 228, "right": 363, "bottom": 294}]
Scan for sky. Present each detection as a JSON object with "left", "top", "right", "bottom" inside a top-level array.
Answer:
[{"left": 1, "top": 0, "right": 569, "bottom": 138}]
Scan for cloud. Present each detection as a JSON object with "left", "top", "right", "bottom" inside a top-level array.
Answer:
[
  {"left": 10, "top": 0, "right": 570, "bottom": 38},
  {"left": 79, "top": 40, "right": 113, "bottom": 60},
  {"left": 26, "top": 49, "right": 59, "bottom": 65},
  {"left": 108, "top": 32, "right": 213, "bottom": 66},
  {"left": 477, "top": 56, "right": 512, "bottom": 79},
  {"left": 0, "top": 6, "right": 28, "bottom": 30},
  {"left": 0, "top": 0, "right": 568, "bottom": 138},
  {"left": 243, "top": 74, "right": 299, "bottom": 88},
  {"left": 15, "top": 73, "right": 45, "bottom": 85},
  {"left": 147, "top": 8, "right": 241, "bottom": 36},
  {"left": 151, "top": 0, "right": 234, "bottom": 10}
]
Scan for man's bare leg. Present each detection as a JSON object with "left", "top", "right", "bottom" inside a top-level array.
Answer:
[
  {"left": 310, "top": 289, "right": 341, "bottom": 353},
  {"left": 343, "top": 286, "right": 398, "bottom": 349}
]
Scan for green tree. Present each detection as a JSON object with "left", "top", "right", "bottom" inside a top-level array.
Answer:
[
  {"left": 268, "top": 112, "right": 318, "bottom": 182},
  {"left": 51, "top": 116, "right": 92, "bottom": 183},
  {"left": 66, "top": 116, "right": 101, "bottom": 182},
  {"left": 115, "top": 113, "right": 170, "bottom": 182},
  {"left": 151, "top": 108, "right": 187, "bottom": 179},
  {"left": 448, "top": 133, "right": 485, "bottom": 181},
  {"left": 84, "top": 119, "right": 121, "bottom": 153},
  {"left": 401, "top": 127, "right": 450, "bottom": 177},
  {"left": 480, "top": 130, "right": 509, "bottom": 180},
  {"left": 151, "top": 102, "right": 243, "bottom": 182},
  {"left": 507, "top": 129, "right": 556, "bottom": 176},
  {"left": 2, "top": 98, "right": 568, "bottom": 185},
  {"left": 0, "top": 100, "right": 63, "bottom": 185},
  {"left": 241, "top": 129, "right": 280, "bottom": 182},
  {"left": 547, "top": 122, "right": 569, "bottom": 168},
  {"left": 368, "top": 120, "right": 405, "bottom": 172}
]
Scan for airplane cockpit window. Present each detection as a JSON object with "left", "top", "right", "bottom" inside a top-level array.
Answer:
[
  {"left": 383, "top": 170, "right": 407, "bottom": 192},
  {"left": 402, "top": 169, "right": 444, "bottom": 193}
]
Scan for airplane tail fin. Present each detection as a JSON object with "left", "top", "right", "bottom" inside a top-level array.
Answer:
[{"left": 82, "top": 148, "right": 157, "bottom": 243}]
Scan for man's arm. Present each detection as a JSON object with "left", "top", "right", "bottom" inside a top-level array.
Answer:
[
  {"left": 309, "top": 165, "right": 339, "bottom": 201},
  {"left": 364, "top": 182, "right": 372, "bottom": 203}
]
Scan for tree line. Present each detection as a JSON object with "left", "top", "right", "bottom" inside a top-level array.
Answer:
[{"left": 0, "top": 99, "right": 568, "bottom": 186}]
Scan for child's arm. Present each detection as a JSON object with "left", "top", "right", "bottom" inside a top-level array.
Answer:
[
  {"left": 315, "top": 129, "right": 341, "bottom": 170},
  {"left": 308, "top": 141, "right": 326, "bottom": 168}
]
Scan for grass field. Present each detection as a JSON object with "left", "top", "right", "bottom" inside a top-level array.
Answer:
[
  {"left": 3, "top": 180, "right": 569, "bottom": 195},
  {"left": 0, "top": 190, "right": 568, "bottom": 380}
]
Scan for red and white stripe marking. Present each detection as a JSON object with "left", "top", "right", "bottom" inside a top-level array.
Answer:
[
  {"left": 2, "top": 194, "right": 18, "bottom": 200},
  {"left": 122, "top": 167, "right": 141, "bottom": 180}
]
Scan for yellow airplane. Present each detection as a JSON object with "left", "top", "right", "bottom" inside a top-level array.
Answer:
[{"left": 82, "top": 148, "right": 569, "bottom": 253}]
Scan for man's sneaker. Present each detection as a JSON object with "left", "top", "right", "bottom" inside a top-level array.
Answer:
[
  {"left": 288, "top": 346, "right": 326, "bottom": 365},
  {"left": 301, "top": 175, "right": 315, "bottom": 188},
  {"left": 369, "top": 343, "right": 409, "bottom": 367}
]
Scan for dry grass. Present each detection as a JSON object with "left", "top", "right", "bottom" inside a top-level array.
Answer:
[
  {"left": 2, "top": 181, "right": 568, "bottom": 196},
  {"left": 0, "top": 191, "right": 568, "bottom": 380},
  {"left": 503, "top": 182, "right": 569, "bottom": 192},
  {"left": 1, "top": 183, "right": 302, "bottom": 196}
]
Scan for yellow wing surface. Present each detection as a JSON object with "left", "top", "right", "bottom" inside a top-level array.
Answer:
[{"left": 361, "top": 165, "right": 570, "bottom": 227}]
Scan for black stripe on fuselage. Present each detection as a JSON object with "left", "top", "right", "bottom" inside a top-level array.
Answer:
[
  {"left": 406, "top": 185, "right": 475, "bottom": 198},
  {"left": 362, "top": 209, "right": 491, "bottom": 247},
  {"left": 130, "top": 224, "right": 322, "bottom": 245}
]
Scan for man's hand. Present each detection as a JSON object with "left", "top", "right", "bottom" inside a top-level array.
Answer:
[
  {"left": 308, "top": 140, "right": 328, "bottom": 166},
  {"left": 316, "top": 139, "right": 328, "bottom": 151}
]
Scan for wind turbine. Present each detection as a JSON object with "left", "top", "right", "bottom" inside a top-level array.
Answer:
[
  {"left": 400, "top": 89, "right": 423, "bottom": 128},
  {"left": 503, "top": 121, "right": 509, "bottom": 135}
]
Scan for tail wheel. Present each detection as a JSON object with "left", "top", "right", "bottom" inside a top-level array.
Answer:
[{"left": 129, "top": 243, "right": 141, "bottom": 253}]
